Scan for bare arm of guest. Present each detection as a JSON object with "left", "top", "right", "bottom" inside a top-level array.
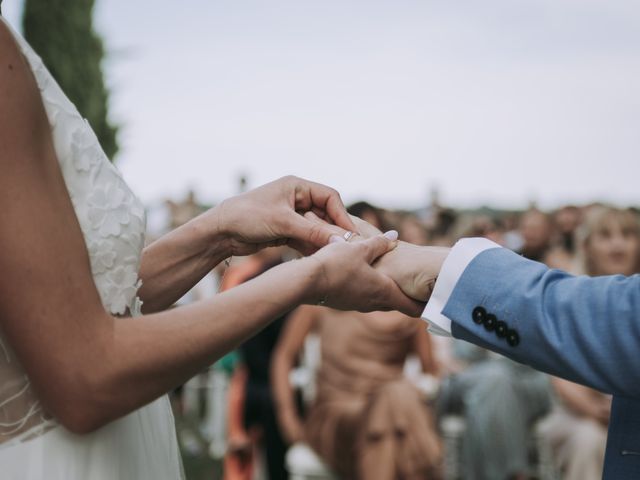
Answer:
[
  {"left": 271, "top": 306, "right": 322, "bottom": 443},
  {"left": 552, "top": 377, "right": 611, "bottom": 426},
  {"left": 414, "top": 324, "right": 440, "bottom": 377}
]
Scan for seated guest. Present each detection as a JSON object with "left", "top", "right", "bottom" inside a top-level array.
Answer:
[
  {"left": 271, "top": 306, "right": 442, "bottom": 480},
  {"left": 436, "top": 343, "right": 551, "bottom": 480},
  {"left": 435, "top": 215, "right": 553, "bottom": 480},
  {"left": 223, "top": 247, "right": 294, "bottom": 480},
  {"left": 538, "top": 206, "right": 640, "bottom": 480},
  {"left": 539, "top": 378, "right": 610, "bottom": 480}
]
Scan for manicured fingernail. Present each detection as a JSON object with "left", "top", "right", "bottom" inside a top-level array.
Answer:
[
  {"left": 383, "top": 230, "right": 398, "bottom": 241},
  {"left": 329, "top": 235, "right": 346, "bottom": 243}
]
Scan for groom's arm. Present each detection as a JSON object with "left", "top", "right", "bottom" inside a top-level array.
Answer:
[{"left": 423, "top": 238, "right": 640, "bottom": 398}]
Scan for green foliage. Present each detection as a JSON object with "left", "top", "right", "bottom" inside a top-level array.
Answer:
[{"left": 23, "top": 0, "right": 119, "bottom": 160}]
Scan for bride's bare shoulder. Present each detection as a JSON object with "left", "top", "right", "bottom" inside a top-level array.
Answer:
[
  {"left": 0, "top": 19, "right": 22, "bottom": 64},
  {"left": 0, "top": 20, "right": 50, "bottom": 167}
]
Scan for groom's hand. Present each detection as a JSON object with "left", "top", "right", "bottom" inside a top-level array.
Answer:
[
  {"left": 374, "top": 242, "right": 449, "bottom": 302},
  {"left": 349, "top": 216, "right": 450, "bottom": 302},
  {"left": 306, "top": 213, "right": 451, "bottom": 303}
]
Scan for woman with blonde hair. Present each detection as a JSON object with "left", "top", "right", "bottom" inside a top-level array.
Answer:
[
  {"left": 574, "top": 206, "right": 640, "bottom": 276},
  {"left": 540, "top": 206, "right": 640, "bottom": 480}
]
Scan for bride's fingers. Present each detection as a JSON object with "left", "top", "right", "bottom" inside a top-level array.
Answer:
[
  {"left": 303, "top": 210, "right": 330, "bottom": 224},
  {"left": 310, "top": 207, "right": 328, "bottom": 221},
  {"left": 293, "top": 179, "right": 356, "bottom": 233},
  {"left": 303, "top": 211, "right": 352, "bottom": 241},
  {"left": 349, "top": 214, "right": 383, "bottom": 238},
  {"left": 286, "top": 213, "right": 348, "bottom": 252},
  {"left": 304, "top": 212, "right": 378, "bottom": 244}
]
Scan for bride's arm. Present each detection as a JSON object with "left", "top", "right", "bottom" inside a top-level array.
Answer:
[
  {"left": 137, "top": 175, "right": 358, "bottom": 313},
  {"left": 136, "top": 208, "right": 231, "bottom": 313},
  {"left": 0, "top": 30, "right": 420, "bottom": 435}
]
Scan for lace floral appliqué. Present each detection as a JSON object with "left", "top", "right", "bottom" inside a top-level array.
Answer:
[
  {"left": 71, "top": 125, "right": 102, "bottom": 172},
  {"left": 0, "top": 16, "right": 148, "bottom": 448},
  {"left": 103, "top": 264, "right": 143, "bottom": 316}
]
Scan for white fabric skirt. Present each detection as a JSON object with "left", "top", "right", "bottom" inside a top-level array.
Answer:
[{"left": 0, "top": 395, "right": 184, "bottom": 480}]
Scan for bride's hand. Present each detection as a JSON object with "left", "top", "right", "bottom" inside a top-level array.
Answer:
[
  {"left": 212, "top": 176, "right": 356, "bottom": 256},
  {"left": 307, "top": 234, "right": 424, "bottom": 316}
]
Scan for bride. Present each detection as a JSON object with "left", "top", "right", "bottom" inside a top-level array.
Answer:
[{"left": 0, "top": 14, "right": 422, "bottom": 479}]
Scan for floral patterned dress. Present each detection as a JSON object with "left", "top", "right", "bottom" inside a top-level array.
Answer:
[{"left": 0, "top": 17, "right": 184, "bottom": 479}]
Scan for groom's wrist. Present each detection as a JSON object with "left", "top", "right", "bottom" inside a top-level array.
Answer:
[
  {"left": 385, "top": 243, "right": 449, "bottom": 301},
  {"left": 421, "top": 237, "right": 501, "bottom": 335}
]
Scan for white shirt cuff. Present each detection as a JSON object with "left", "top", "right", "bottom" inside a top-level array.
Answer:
[{"left": 422, "top": 238, "right": 502, "bottom": 336}]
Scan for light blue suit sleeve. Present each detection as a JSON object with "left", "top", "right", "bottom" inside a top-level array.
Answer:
[{"left": 444, "top": 247, "right": 640, "bottom": 398}]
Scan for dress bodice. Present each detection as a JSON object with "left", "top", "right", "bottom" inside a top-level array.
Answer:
[{"left": 0, "top": 17, "right": 146, "bottom": 447}]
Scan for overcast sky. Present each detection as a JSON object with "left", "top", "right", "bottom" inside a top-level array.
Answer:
[{"left": 4, "top": 0, "right": 640, "bottom": 209}]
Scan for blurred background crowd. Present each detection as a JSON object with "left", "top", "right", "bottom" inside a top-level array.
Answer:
[
  {"left": 2, "top": 0, "right": 639, "bottom": 478},
  {"left": 154, "top": 182, "right": 639, "bottom": 480}
]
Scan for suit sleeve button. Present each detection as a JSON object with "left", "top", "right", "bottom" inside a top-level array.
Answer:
[
  {"left": 472, "top": 306, "right": 487, "bottom": 324},
  {"left": 495, "top": 321, "right": 508, "bottom": 338},
  {"left": 506, "top": 330, "right": 520, "bottom": 347},
  {"left": 483, "top": 314, "right": 497, "bottom": 332}
]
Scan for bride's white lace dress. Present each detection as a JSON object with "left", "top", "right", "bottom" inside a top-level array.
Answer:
[{"left": 0, "top": 17, "right": 184, "bottom": 479}]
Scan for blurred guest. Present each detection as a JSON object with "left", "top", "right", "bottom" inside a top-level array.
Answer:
[
  {"left": 555, "top": 205, "right": 582, "bottom": 255},
  {"left": 164, "top": 191, "right": 218, "bottom": 417},
  {"left": 347, "top": 201, "right": 389, "bottom": 231},
  {"left": 539, "top": 206, "right": 640, "bottom": 480},
  {"left": 435, "top": 211, "right": 553, "bottom": 480},
  {"left": 223, "top": 247, "right": 294, "bottom": 480},
  {"left": 272, "top": 306, "right": 442, "bottom": 480},
  {"left": 540, "top": 379, "right": 610, "bottom": 480},
  {"left": 436, "top": 342, "right": 551, "bottom": 480},
  {"left": 575, "top": 206, "right": 640, "bottom": 277},
  {"left": 271, "top": 203, "right": 441, "bottom": 479},
  {"left": 166, "top": 189, "right": 204, "bottom": 230},
  {"left": 399, "top": 213, "right": 430, "bottom": 245},
  {"left": 430, "top": 208, "right": 458, "bottom": 246},
  {"left": 544, "top": 205, "right": 583, "bottom": 271},
  {"left": 518, "top": 209, "right": 554, "bottom": 262},
  {"left": 502, "top": 213, "right": 524, "bottom": 252},
  {"left": 458, "top": 215, "right": 505, "bottom": 246}
]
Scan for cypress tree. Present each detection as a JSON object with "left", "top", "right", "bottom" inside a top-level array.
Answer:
[{"left": 23, "top": 0, "right": 119, "bottom": 160}]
